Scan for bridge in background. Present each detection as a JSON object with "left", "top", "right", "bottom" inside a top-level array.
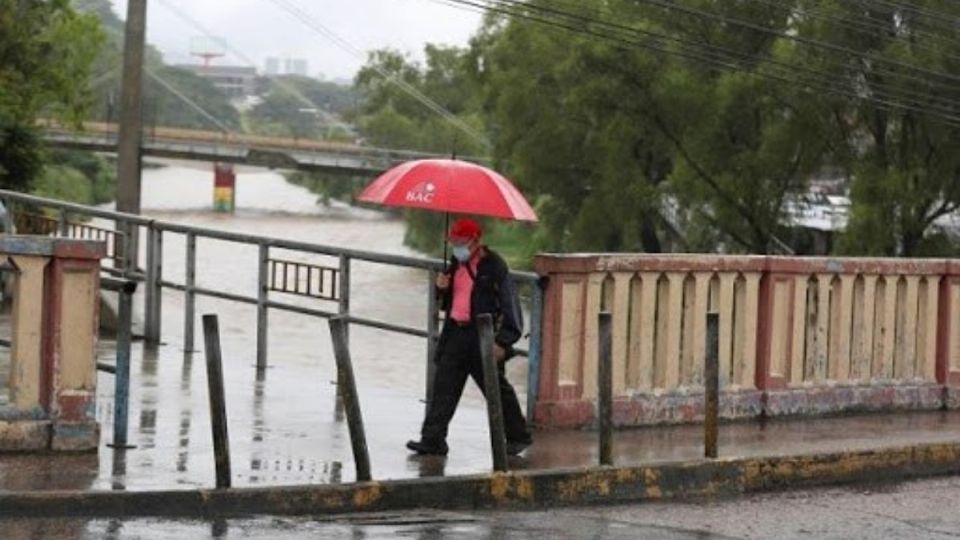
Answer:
[{"left": 41, "top": 122, "right": 463, "bottom": 175}]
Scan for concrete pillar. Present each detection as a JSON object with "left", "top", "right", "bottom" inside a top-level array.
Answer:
[
  {"left": 0, "top": 237, "right": 106, "bottom": 451},
  {"left": 938, "top": 263, "right": 960, "bottom": 409},
  {"left": 47, "top": 245, "right": 105, "bottom": 450},
  {"left": 213, "top": 163, "right": 236, "bottom": 213},
  {"left": 7, "top": 255, "right": 49, "bottom": 412}
]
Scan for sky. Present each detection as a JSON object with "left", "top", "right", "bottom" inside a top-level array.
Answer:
[{"left": 109, "top": 0, "right": 483, "bottom": 83}]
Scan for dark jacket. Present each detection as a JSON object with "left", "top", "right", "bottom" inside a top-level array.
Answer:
[{"left": 440, "top": 247, "right": 523, "bottom": 350}]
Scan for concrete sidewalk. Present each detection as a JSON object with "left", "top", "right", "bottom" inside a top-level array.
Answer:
[
  {"left": 2, "top": 336, "right": 960, "bottom": 494},
  {"left": 1, "top": 384, "right": 959, "bottom": 492}
]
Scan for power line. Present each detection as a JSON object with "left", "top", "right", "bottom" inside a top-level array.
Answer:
[
  {"left": 850, "top": 0, "right": 960, "bottom": 36},
  {"left": 746, "top": 0, "right": 960, "bottom": 61},
  {"left": 437, "top": 0, "right": 960, "bottom": 125},
  {"left": 530, "top": 0, "right": 960, "bottom": 115},
  {"left": 87, "top": 65, "right": 121, "bottom": 89},
  {"left": 263, "top": 0, "right": 493, "bottom": 150},
  {"left": 145, "top": 68, "right": 234, "bottom": 134},
  {"left": 436, "top": 0, "right": 806, "bottom": 252},
  {"left": 454, "top": 0, "right": 960, "bottom": 123},
  {"left": 510, "top": 0, "right": 960, "bottom": 109},
  {"left": 630, "top": 0, "right": 960, "bottom": 88},
  {"left": 156, "top": 0, "right": 354, "bottom": 135},
  {"left": 73, "top": 2, "right": 236, "bottom": 135}
]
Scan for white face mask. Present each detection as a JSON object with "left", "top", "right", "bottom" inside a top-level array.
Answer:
[{"left": 452, "top": 244, "right": 471, "bottom": 262}]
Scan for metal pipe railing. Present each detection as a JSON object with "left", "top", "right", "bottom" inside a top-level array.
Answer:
[
  {"left": 256, "top": 243, "right": 269, "bottom": 370},
  {"left": 0, "top": 189, "right": 545, "bottom": 414},
  {"left": 99, "top": 277, "right": 138, "bottom": 449},
  {"left": 0, "top": 188, "right": 538, "bottom": 278}
]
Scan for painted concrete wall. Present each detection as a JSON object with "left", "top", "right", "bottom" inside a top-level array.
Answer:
[{"left": 534, "top": 254, "right": 960, "bottom": 428}]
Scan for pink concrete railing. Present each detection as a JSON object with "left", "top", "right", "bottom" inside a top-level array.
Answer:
[{"left": 533, "top": 254, "right": 960, "bottom": 428}]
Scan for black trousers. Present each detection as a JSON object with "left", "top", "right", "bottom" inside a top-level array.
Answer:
[{"left": 420, "top": 323, "right": 531, "bottom": 444}]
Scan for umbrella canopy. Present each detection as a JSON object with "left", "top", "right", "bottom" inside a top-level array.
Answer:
[{"left": 357, "top": 159, "right": 538, "bottom": 222}]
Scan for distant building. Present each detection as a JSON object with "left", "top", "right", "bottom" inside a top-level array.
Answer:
[
  {"left": 264, "top": 57, "right": 280, "bottom": 76},
  {"left": 286, "top": 58, "right": 308, "bottom": 76},
  {"left": 177, "top": 64, "right": 259, "bottom": 98},
  {"left": 261, "top": 56, "right": 311, "bottom": 78}
]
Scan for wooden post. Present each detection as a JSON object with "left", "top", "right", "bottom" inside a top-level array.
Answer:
[
  {"left": 202, "top": 314, "right": 232, "bottom": 488},
  {"left": 598, "top": 311, "right": 613, "bottom": 465},
  {"left": 705, "top": 312, "right": 720, "bottom": 458},
  {"left": 328, "top": 316, "right": 372, "bottom": 482},
  {"left": 478, "top": 314, "right": 508, "bottom": 472}
]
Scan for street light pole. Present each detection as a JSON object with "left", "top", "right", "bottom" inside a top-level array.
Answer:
[{"left": 115, "top": 0, "right": 148, "bottom": 267}]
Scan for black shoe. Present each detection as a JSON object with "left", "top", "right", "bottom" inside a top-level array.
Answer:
[
  {"left": 506, "top": 438, "right": 532, "bottom": 456},
  {"left": 406, "top": 439, "right": 449, "bottom": 456}
]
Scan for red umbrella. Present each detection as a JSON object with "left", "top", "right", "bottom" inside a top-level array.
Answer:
[{"left": 357, "top": 159, "right": 538, "bottom": 222}]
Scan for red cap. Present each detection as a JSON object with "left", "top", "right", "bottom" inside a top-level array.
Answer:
[{"left": 448, "top": 218, "right": 482, "bottom": 241}]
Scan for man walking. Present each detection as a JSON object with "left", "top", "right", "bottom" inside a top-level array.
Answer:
[{"left": 407, "top": 218, "right": 532, "bottom": 456}]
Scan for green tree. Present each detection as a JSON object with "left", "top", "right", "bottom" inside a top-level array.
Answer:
[
  {"left": 798, "top": 1, "right": 960, "bottom": 256},
  {"left": 0, "top": 0, "right": 104, "bottom": 191},
  {"left": 352, "top": 0, "right": 960, "bottom": 259},
  {"left": 34, "top": 164, "right": 93, "bottom": 204},
  {"left": 144, "top": 66, "right": 241, "bottom": 132},
  {"left": 353, "top": 47, "right": 487, "bottom": 156},
  {"left": 248, "top": 75, "right": 357, "bottom": 140},
  {"left": 479, "top": 4, "right": 677, "bottom": 253},
  {"left": 480, "top": 1, "right": 846, "bottom": 254}
]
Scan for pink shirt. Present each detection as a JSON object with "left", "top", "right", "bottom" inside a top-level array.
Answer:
[{"left": 450, "top": 255, "right": 480, "bottom": 323}]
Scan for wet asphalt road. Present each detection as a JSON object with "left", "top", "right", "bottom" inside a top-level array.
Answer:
[{"left": 2, "top": 474, "right": 960, "bottom": 539}]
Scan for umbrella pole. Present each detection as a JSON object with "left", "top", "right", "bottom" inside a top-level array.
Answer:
[
  {"left": 445, "top": 148, "right": 454, "bottom": 271},
  {"left": 442, "top": 212, "right": 450, "bottom": 272}
]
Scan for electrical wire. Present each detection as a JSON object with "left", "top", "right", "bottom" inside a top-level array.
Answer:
[
  {"left": 145, "top": 68, "right": 235, "bottom": 134},
  {"left": 529, "top": 0, "right": 960, "bottom": 113},
  {"left": 745, "top": 0, "right": 960, "bottom": 62},
  {"left": 849, "top": 0, "right": 960, "bottom": 36},
  {"left": 72, "top": 0, "right": 235, "bottom": 134},
  {"left": 264, "top": 0, "right": 493, "bottom": 149},
  {"left": 156, "top": 0, "right": 354, "bottom": 134},
  {"left": 434, "top": 0, "right": 960, "bottom": 125},
  {"left": 575, "top": 0, "right": 960, "bottom": 112},
  {"left": 629, "top": 0, "right": 960, "bottom": 87}
]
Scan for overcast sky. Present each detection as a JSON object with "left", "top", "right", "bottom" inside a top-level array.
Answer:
[{"left": 109, "top": 0, "right": 483, "bottom": 82}]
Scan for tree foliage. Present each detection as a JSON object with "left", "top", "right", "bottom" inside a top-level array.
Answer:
[
  {"left": 352, "top": 0, "right": 960, "bottom": 258},
  {"left": 353, "top": 47, "right": 487, "bottom": 156},
  {"left": 78, "top": 0, "right": 239, "bottom": 132},
  {"left": 0, "top": 0, "right": 104, "bottom": 191},
  {"left": 797, "top": 0, "right": 960, "bottom": 256},
  {"left": 248, "top": 75, "right": 357, "bottom": 140}
]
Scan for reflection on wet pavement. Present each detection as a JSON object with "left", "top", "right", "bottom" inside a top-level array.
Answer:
[{"left": 0, "top": 511, "right": 737, "bottom": 539}]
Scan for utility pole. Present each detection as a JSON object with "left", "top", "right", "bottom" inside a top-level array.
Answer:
[{"left": 115, "top": 0, "right": 148, "bottom": 267}]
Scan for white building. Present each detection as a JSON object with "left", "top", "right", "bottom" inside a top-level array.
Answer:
[{"left": 177, "top": 64, "right": 259, "bottom": 98}]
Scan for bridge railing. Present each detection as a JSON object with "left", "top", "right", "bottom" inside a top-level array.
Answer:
[
  {"left": 533, "top": 253, "right": 960, "bottom": 428},
  {"left": 40, "top": 122, "right": 491, "bottom": 174},
  {"left": 0, "top": 189, "right": 545, "bottom": 412}
]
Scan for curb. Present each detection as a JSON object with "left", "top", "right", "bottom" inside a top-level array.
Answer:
[{"left": 2, "top": 441, "right": 959, "bottom": 518}]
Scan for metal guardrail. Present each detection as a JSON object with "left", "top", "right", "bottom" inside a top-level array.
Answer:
[{"left": 0, "top": 189, "right": 545, "bottom": 409}]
